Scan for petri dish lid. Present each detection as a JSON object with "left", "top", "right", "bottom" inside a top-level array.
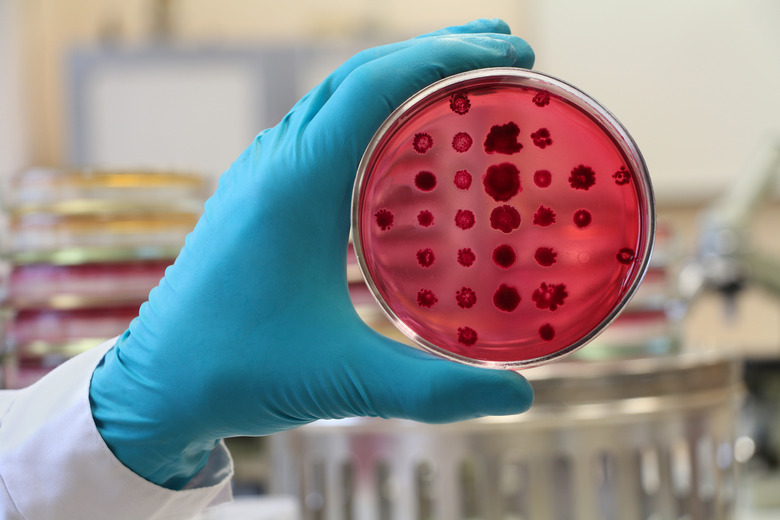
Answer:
[
  {"left": 8, "top": 245, "right": 183, "bottom": 266},
  {"left": 3, "top": 167, "right": 210, "bottom": 210},
  {"left": 352, "top": 68, "right": 655, "bottom": 370}
]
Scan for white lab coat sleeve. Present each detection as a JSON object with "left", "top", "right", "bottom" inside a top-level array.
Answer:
[{"left": 0, "top": 338, "right": 234, "bottom": 520}]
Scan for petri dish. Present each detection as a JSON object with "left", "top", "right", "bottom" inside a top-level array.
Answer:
[
  {"left": 8, "top": 211, "right": 198, "bottom": 253},
  {"left": 352, "top": 68, "right": 655, "bottom": 369},
  {"left": 8, "top": 306, "right": 139, "bottom": 347},
  {"left": 7, "top": 260, "right": 170, "bottom": 310},
  {"left": 4, "top": 167, "right": 210, "bottom": 209}
]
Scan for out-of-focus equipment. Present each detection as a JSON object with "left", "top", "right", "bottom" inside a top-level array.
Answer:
[
  {"left": 0, "top": 167, "right": 209, "bottom": 388},
  {"left": 684, "top": 136, "right": 780, "bottom": 509},
  {"left": 682, "top": 137, "right": 780, "bottom": 306},
  {"left": 272, "top": 355, "right": 741, "bottom": 520}
]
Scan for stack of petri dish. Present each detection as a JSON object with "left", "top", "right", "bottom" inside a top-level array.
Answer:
[{"left": 0, "top": 168, "right": 209, "bottom": 388}]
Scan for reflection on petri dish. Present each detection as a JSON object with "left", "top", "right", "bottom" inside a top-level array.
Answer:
[{"left": 352, "top": 68, "right": 655, "bottom": 369}]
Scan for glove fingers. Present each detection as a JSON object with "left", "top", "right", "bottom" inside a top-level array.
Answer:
[
  {"left": 325, "top": 18, "right": 514, "bottom": 91},
  {"left": 304, "top": 33, "right": 533, "bottom": 181},
  {"left": 414, "top": 18, "right": 512, "bottom": 39},
  {"left": 286, "top": 19, "right": 518, "bottom": 120},
  {"left": 346, "top": 327, "right": 534, "bottom": 423}
]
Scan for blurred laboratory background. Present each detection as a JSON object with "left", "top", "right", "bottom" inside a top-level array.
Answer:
[{"left": 0, "top": 1, "right": 778, "bottom": 519}]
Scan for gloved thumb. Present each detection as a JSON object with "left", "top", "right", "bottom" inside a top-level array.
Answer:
[{"left": 348, "top": 326, "right": 534, "bottom": 424}]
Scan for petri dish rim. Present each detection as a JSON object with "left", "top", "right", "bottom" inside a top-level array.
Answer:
[{"left": 352, "top": 67, "right": 656, "bottom": 370}]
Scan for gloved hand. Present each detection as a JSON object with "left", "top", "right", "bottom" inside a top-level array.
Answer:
[{"left": 89, "top": 19, "right": 535, "bottom": 490}]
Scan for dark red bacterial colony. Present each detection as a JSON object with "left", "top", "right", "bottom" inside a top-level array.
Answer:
[
  {"left": 493, "top": 284, "right": 521, "bottom": 312},
  {"left": 415, "top": 171, "right": 437, "bottom": 191},
  {"left": 483, "top": 163, "right": 521, "bottom": 202},
  {"left": 492, "top": 244, "right": 516, "bottom": 268},
  {"left": 616, "top": 247, "right": 635, "bottom": 265},
  {"left": 483, "top": 122, "right": 523, "bottom": 154},
  {"left": 532, "top": 90, "right": 550, "bottom": 107},
  {"left": 531, "top": 282, "right": 568, "bottom": 311},
  {"left": 413, "top": 132, "right": 433, "bottom": 154},
  {"left": 417, "top": 210, "right": 434, "bottom": 227},
  {"left": 449, "top": 92, "right": 471, "bottom": 115},
  {"left": 613, "top": 166, "right": 631, "bottom": 185},
  {"left": 533, "top": 169, "right": 552, "bottom": 188},
  {"left": 457, "top": 326, "right": 478, "bottom": 346},
  {"left": 454, "top": 169, "right": 472, "bottom": 190},
  {"left": 490, "top": 205, "right": 521, "bottom": 233},
  {"left": 416, "top": 248, "right": 435, "bottom": 267},
  {"left": 452, "top": 132, "right": 473, "bottom": 153},
  {"left": 533, "top": 205, "right": 556, "bottom": 227},
  {"left": 374, "top": 209, "right": 393, "bottom": 230},
  {"left": 457, "top": 248, "right": 476, "bottom": 267},
  {"left": 454, "top": 209, "right": 476, "bottom": 230},
  {"left": 534, "top": 247, "right": 558, "bottom": 267},
  {"left": 531, "top": 128, "right": 553, "bottom": 149},
  {"left": 539, "top": 323, "right": 555, "bottom": 341},
  {"left": 456, "top": 287, "right": 477, "bottom": 309},
  {"left": 573, "top": 209, "right": 592, "bottom": 229},
  {"left": 417, "top": 289, "right": 438, "bottom": 308},
  {"left": 569, "top": 165, "right": 596, "bottom": 190}
]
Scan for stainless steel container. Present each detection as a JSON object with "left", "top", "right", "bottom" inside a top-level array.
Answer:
[{"left": 272, "top": 353, "right": 742, "bottom": 520}]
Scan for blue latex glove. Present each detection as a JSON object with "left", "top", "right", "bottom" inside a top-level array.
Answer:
[{"left": 89, "top": 19, "right": 535, "bottom": 490}]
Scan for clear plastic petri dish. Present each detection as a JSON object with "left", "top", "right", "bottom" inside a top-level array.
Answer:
[
  {"left": 3, "top": 167, "right": 210, "bottom": 209},
  {"left": 352, "top": 68, "right": 655, "bottom": 369},
  {"left": 7, "top": 260, "right": 170, "bottom": 310},
  {"left": 8, "top": 211, "right": 198, "bottom": 253},
  {"left": 8, "top": 306, "right": 139, "bottom": 347}
]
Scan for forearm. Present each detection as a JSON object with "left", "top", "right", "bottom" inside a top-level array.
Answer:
[{"left": 0, "top": 340, "right": 233, "bottom": 518}]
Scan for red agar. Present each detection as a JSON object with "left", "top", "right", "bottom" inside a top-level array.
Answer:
[
  {"left": 534, "top": 247, "right": 558, "bottom": 267},
  {"left": 454, "top": 209, "right": 476, "bottom": 230},
  {"left": 492, "top": 244, "right": 516, "bottom": 268},
  {"left": 416, "top": 248, "right": 435, "bottom": 267},
  {"left": 374, "top": 209, "right": 394, "bottom": 230},
  {"left": 532, "top": 283, "right": 568, "bottom": 311},
  {"left": 573, "top": 209, "right": 592, "bottom": 229},
  {"left": 417, "top": 210, "right": 434, "bottom": 227},
  {"left": 533, "top": 205, "right": 556, "bottom": 227},
  {"left": 533, "top": 169, "right": 552, "bottom": 188},
  {"left": 415, "top": 171, "right": 437, "bottom": 191},
  {"left": 457, "top": 327, "right": 478, "bottom": 346},
  {"left": 449, "top": 92, "right": 471, "bottom": 115},
  {"left": 489, "top": 205, "right": 521, "bottom": 233},
  {"left": 484, "top": 122, "right": 523, "bottom": 154},
  {"left": 452, "top": 132, "right": 473, "bottom": 153},
  {"left": 613, "top": 166, "right": 630, "bottom": 185},
  {"left": 454, "top": 169, "right": 472, "bottom": 190},
  {"left": 532, "top": 90, "right": 550, "bottom": 107},
  {"left": 569, "top": 165, "right": 596, "bottom": 190},
  {"left": 493, "top": 284, "right": 521, "bottom": 312},
  {"left": 358, "top": 73, "right": 649, "bottom": 365},
  {"left": 417, "top": 289, "right": 438, "bottom": 308},
  {"left": 413, "top": 132, "right": 433, "bottom": 153},
  {"left": 617, "top": 248, "right": 635, "bottom": 265},
  {"left": 457, "top": 248, "right": 476, "bottom": 267},
  {"left": 483, "top": 162, "right": 521, "bottom": 202},
  {"left": 539, "top": 323, "right": 555, "bottom": 341},
  {"left": 456, "top": 287, "right": 477, "bottom": 309},
  {"left": 531, "top": 128, "right": 553, "bottom": 149}
]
